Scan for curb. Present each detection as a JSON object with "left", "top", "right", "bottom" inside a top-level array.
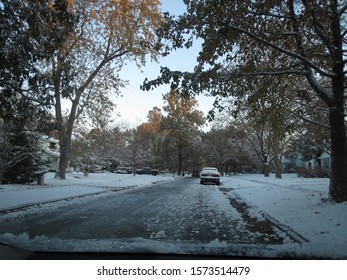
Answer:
[
  {"left": 259, "top": 211, "right": 309, "bottom": 244},
  {"left": 220, "top": 188, "right": 309, "bottom": 245},
  {"left": 0, "top": 191, "right": 108, "bottom": 215}
]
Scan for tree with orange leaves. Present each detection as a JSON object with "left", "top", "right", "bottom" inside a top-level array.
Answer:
[
  {"left": 136, "top": 107, "right": 165, "bottom": 168},
  {"left": 161, "top": 87, "right": 205, "bottom": 175}
]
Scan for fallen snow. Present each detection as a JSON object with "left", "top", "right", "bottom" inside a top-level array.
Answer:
[
  {"left": 0, "top": 172, "right": 346, "bottom": 259},
  {"left": 221, "top": 174, "right": 347, "bottom": 258},
  {"left": 0, "top": 172, "right": 176, "bottom": 212}
]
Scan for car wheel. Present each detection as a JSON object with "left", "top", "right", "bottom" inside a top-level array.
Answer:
[{"left": 200, "top": 180, "right": 203, "bottom": 185}]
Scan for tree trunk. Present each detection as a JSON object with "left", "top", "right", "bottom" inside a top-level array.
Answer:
[
  {"left": 83, "top": 159, "right": 90, "bottom": 177},
  {"left": 263, "top": 154, "right": 270, "bottom": 177},
  {"left": 0, "top": 168, "right": 4, "bottom": 184},
  {"left": 310, "top": 9, "right": 347, "bottom": 202},
  {"left": 273, "top": 158, "right": 282, "bottom": 179},
  {"left": 263, "top": 164, "right": 270, "bottom": 177},
  {"left": 56, "top": 128, "right": 72, "bottom": 180},
  {"left": 273, "top": 141, "right": 282, "bottom": 179},
  {"left": 233, "top": 160, "right": 237, "bottom": 175},
  {"left": 326, "top": 23, "right": 347, "bottom": 202},
  {"left": 328, "top": 106, "right": 347, "bottom": 202},
  {"left": 55, "top": 110, "right": 75, "bottom": 180},
  {"left": 178, "top": 143, "right": 182, "bottom": 175}
]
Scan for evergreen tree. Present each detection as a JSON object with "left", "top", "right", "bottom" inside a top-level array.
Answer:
[{"left": 0, "top": 0, "right": 72, "bottom": 183}]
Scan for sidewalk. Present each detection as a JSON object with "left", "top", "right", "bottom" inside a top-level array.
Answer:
[
  {"left": 220, "top": 174, "right": 347, "bottom": 258},
  {"left": 0, "top": 186, "right": 106, "bottom": 212},
  {"left": 0, "top": 172, "right": 177, "bottom": 212}
]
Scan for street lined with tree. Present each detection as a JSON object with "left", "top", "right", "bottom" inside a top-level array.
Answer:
[
  {"left": 143, "top": 0, "right": 347, "bottom": 202},
  {"left": 1, "top": 1, "right": 346, "bottom": 203}
]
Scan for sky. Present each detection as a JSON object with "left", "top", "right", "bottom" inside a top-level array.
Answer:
[{"left": 115, "top": 0, "right": 215, "bottom": 127}]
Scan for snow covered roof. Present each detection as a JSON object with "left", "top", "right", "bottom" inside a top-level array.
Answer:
[
  {"left": 39, "top": 135, "right": 59, "bottom": 144},
  {"left": 319, "top": 152, "right": 331, "bottom": 159},
  {"left": 42, "top": 149, "right": 60, "bottom": 158}
]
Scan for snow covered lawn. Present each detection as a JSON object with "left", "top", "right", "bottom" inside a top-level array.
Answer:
[
  {"left": 221, "top": 173, "right": 347, "bottom": 258},
  {"left": 0, "top": 172, "right": 177, "bottom": 212}
]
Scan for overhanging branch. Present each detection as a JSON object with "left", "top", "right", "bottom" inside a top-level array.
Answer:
[{"left": 223, "top": 24, "right": 334, "bottom": 79}]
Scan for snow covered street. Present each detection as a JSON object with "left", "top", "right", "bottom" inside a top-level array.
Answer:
[{"left": 0, "top": 172, "right": 346, "bottom": 259}]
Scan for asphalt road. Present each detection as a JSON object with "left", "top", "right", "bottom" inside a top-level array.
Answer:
[{"left": 0, "top": 177, "right": 283, "bottom": 249}]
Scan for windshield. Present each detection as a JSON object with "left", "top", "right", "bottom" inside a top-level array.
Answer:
[
  {"left": 1, "top": 0, "right": 347, "bottom": 266},
  {"left": 202, "top": 168, "right": 218, "bottom": 171}
]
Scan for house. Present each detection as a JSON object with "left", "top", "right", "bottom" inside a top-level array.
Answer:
[
  {"left": 39, "top": 135, "right": 60, "bottom": 171},
  {"left": 305, "top": 152, "right": 331, "bottom": 170},
  {"left": 280, "top": 152, "right": 305, "bottom": 173},
  {"left": 319, "top": 152, "right": 331, "bottom": 170}
]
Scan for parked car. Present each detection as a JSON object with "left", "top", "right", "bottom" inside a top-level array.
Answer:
[
  {"left": 115, "top": 167, "right": 132, "bottom": 174},
  {"left": 200, "top": 167, "right": 220, "bottom": 185},
  {"left": 116, "top": 169, "right": 128, "bottom": 174},
  {"left": 136, "top": 167, "right": 158, "bottom": 176},
  {"left": 140, "top": 167, "right": 152, "bottom": 174}
]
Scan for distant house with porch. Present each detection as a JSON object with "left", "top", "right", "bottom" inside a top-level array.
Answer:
[
  {"left": 39, "top": 134, "right": 60, "bottom": 171},
  {"left": 319, "top": 152, "right": 331, "bottom": 170},
  {"left": 280, "top": 152, "right": 306, "bottom": 173},
  {"left": 280, "top": 150, "right": 331, "bottom": 177}
]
